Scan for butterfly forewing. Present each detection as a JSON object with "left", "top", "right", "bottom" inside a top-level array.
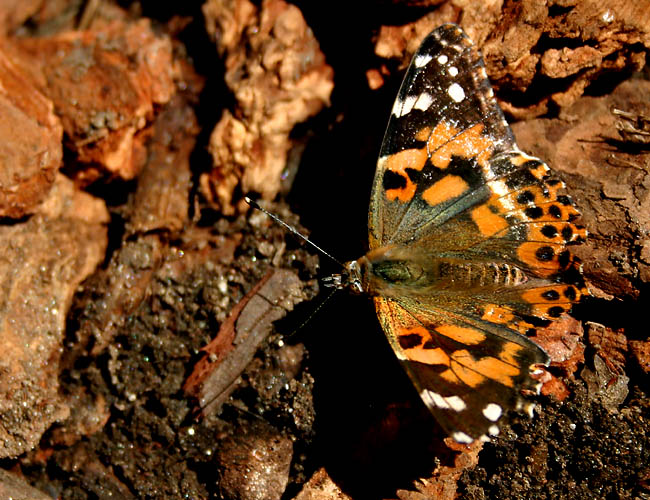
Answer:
[{"left": 369, "top": 24, "right": 515, "bottom": 249}]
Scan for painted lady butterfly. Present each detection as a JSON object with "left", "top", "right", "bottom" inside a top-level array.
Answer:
[{"left": 325, "top": 24, "right": 587, "bottom": 443}]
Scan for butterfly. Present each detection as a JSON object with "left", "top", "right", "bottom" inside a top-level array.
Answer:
[{"left": 324, "top": 23, "right": 587, "bottom": 443}]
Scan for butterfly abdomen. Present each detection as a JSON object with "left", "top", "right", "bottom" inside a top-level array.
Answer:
[
  {"left": 436, "top": 260, "right": 528, "bottom": 288},
  {"left": 359, "top": 244, "right": 529, "bottom": 296}
]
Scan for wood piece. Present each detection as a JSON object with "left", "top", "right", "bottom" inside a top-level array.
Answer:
[
  {"left": 0, "top": 176, "right": 107, "bottom": 458},
  {"left": 201, "top": 0, "right": 334, "bottom": 214},
  {"left": 0, "top": 46, "right": 62, "bottom": 218},
  {"left": 184, "top": 269, "right": 303, "bottom": 415}
]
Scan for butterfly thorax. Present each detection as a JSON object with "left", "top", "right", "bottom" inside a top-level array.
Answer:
[{"left": 329, "top": 244, "right": 529, "bottom": 299}]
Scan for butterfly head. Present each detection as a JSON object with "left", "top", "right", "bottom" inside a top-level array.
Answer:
[{"left": 322, "top": 259, "right": 366, "bottom": 294}]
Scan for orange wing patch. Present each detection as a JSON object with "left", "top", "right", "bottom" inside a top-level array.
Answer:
[
  {"left": 437, "top": 345, "right": 524, "bottom": 389},
  {"left": 422, "top": 175, "right": 470, "bottom": 206},
  {"left": 436, "top": 324, "right": 487, "bottom": 344},
  {"left": 382, "top": 147, "right": 428, "bottom": 202},
  {"left": 526, "top": 221, "right": 583, "bottom": 245},
  {"left": 481, "top": 304, "right": 516, "bottom": 325},
  {"left": 429, "top": 123, "right": 493, "bottom": 169},
  {"left": 471, "top": 203, "right": 509, "bottom": 237},
  {"left": 425, "top": 121, "right": 459, "bottom": 155}
]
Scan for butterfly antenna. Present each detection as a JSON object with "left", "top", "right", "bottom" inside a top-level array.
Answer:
[
  {"left": 283, "top": 286, "right": 339, "bottom": 339},
  {"left": 244, "top": 197, "right": 346, "bottom": 269}
]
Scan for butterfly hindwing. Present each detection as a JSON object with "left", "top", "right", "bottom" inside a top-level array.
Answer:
[{"left": 375, "top": 297, "right": 548, "bottom": 442}]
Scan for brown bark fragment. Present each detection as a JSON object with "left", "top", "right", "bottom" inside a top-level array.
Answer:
[
  {"left": 580, "top": 354, "right": 630, "bottom": 410},
  {"left": 126, "top": 95, "right": 199, "bottom": 235},
  {"left": 294, "top": 468, "right": 353, "bottom": 500},
  {"left": 375, "top": 7, "right": 456, "bottom": 61},
  {"left": 0, "top": 46, "right": 62, "bottom": 218},
  {"left": 612, "top": 108, "right": 650, "bottom": 146},
  {"left": 184, "top": 270, "right": 274, "bottom": 400},
  {"left": 185, "top": 269, "right": 304, "bottom": 415},
  {"left": 540, "top": 45, "right": 603, "bottom": 79},
  {"left": 540, "top": 375, "right": 571, "bottom": 402},
  {"left": 35, "top": 172, "right": 109, "bottom": 222},
  {"left": 47, "top": 391, "right": 110, "bottom": 447},
  {"left": 579, "top": 322, "right": 629, "bottom": 410},
  {"left": 365, "top": 68, "right": 383, "bottom": 90},
  {"left": 488, "top": 0, "right": 649, "bottom": 116},
  {"left": 534, "top": 316, "right": 585, "bottom": 402},
  {"left": 62, "top": 95, "right": 201, "bottom": 361},
  {"left": 0, "top": 0, "right": 44, "bottom": 33},
  {"left": 537, "top": 316, "right": 585, "bottom": 375},
  {"left": 0, "top": 175, "right": 107, "bottom": 458},
  {"left": 396, "top": 440, "right": 481, "bottom": 500},
  {"left": 0, "top": 0, "right": 100, "bottom": 35},
  {"left": 201, "top": 0, "right": 334, "bottom": 214},
  {"left": 0, "top": 468, "right": 52, "bottom": 500},
  {"left": 586, "top": 322, "right": 627, "bottom": 374},
  {"left": 12, "top": 18, "right": 178, "bottom": 182},
  {"left": 629, "top": 340, "right": 650, "bottom": 374}
]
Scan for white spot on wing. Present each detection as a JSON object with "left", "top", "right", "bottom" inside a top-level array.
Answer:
[
  {"left": 446, "top": 396, "right": 467, "bottom": 412},
  {"left": 512, "top": 151, "right": 551, "bottom": 172},
  {"left": 448, "top": 66, "right": 458, "bottom": 77},
  {"left": 453, "top": 431, "right": 474, "bottom": 444},
  {"left": 489, "top": 425, "right": 500, "bottom": 436},
  {"left": 421, "top": 390, "right": 466, "bottom": 411},
  {"left": 488, "top": 180, "right": 514, "bottom": 211},
  {"left": 415, "top": 53, "right": 432, "bottom": 67},
  {"left": 401, "top": 95, "right": 417, "bottom": 116},
  {"left": 421, "top": 390, "right": 446, "bottom": 409},
  {"left": 489, "top": 179, "right": 508, "bottom": 196},
  {"left": 437, "top": 54, "right": 448, "bottom": 65},
  {"left": 482, "top": 403, "right": 503, "bottom": 422},
  {"left": 391, "top": 97, "right": 403, "bottom": 117},
  {"left": 414, "top": 93, "right": 433, "bottom": 111},
  {"left": 448, "top": 83, "right": 465, "bottom": 103},
  {"left": 421, "top": 390, "right": 440, "bottom": 409}
]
